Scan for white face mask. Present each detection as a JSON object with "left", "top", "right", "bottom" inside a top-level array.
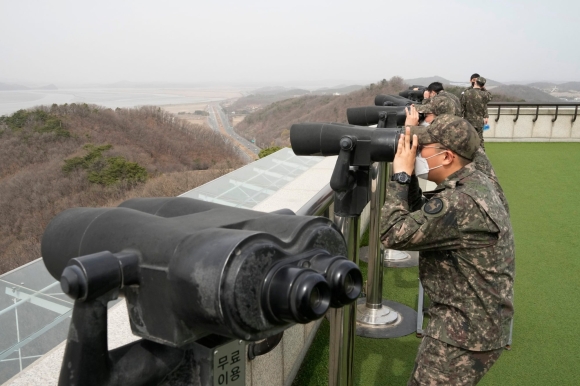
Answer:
[
  {"left": 415, "top": 150, "right": 446, "bottom": 180},
  {"left": 419, "top": 120, "right": 430, "bottom": 127}
]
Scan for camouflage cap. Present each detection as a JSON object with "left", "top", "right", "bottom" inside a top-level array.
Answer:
[
  {"left": 410, "top": 114, "right": 481, "bottom": 160},
  {"left": 477, "top": 76, "right": 487, "bottom": 85},
  {"left": 415, "top": 95, "right": 456, "bottom": 116}
]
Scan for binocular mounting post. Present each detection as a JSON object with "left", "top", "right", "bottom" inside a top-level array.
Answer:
[
  {"left": 328, "top": 137, "right": 368, "bottom": 386},
  {"left": 355, "top": 113, "right": 418, "bottom": 339}
]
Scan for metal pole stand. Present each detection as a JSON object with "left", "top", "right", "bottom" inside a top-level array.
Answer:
[
  {"left": 355, "top": 160, "right": 417, "bottom": 339},
  {"left": 384, "top": 249, "right": 418, "bottom": 268},
  {"left": 327, "top": 137, "right": 368, "bottom": 386},
  {"left": 354, "top": 113, "right": 417, "bottom": 340}
]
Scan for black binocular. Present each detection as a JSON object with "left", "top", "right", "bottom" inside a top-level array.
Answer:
[
  {"left": 41, "top": 197, "right": 362, "bottom": 346},
  {"left": 399, "top": 85, "right": 426, "bottom": 103},
  {"left": 290, "top": 122, "right": 404, "bottom": 166}
]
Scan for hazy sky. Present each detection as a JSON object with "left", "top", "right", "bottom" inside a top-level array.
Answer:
[{"left": 1, "top": 0, "right": 579, "bottom": 86}]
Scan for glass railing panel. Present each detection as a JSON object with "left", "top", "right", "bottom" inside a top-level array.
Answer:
[{"left": 180, "top": 148, "right": 324, "bottom": 208}]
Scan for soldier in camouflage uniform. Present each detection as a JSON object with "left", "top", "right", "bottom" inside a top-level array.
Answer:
[
  {"left": 461, "top": 73, "right": 480, "bottom": 96},
  {"left": 381, "top": 116, "right": 515, "bottom": 385},
  {"left": 416, "top": 96, "right": 458, "bottom": 122},
  {"left": 406, "top": 106, "right": 510, "bottom": 214},
  {"left": 421, "top": 82, "right": 462, "bottom": 116},
  {"left": 461, "top": 77, "right": 492, "bottom": 148},
  {"left": 438, "top": 89, "right": 461, "bottom": 116}
]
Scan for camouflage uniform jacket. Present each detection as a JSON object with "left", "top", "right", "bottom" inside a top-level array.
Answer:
[
  {"left": 438, "top": 90, "right": 462, "bottom": 117},
  {"left": 473, "top": 147, "right": 510, "bottom": 214},
  {"left": 380, "top": 163, "right": 515, "bottom": 351},
  {"left": 461, "top": 88, "right": 492, "bottom": 128}
]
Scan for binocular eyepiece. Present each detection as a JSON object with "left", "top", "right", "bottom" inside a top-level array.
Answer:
[{"left": 41, "top": 197, "right": 362, "bottom": 345}]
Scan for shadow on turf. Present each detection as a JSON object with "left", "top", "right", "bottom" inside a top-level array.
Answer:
[
  {"left": 353, "top": 337, "right": 418, "bottom": 386},
  {"left": 390, "top": 267, "right": 419, "bottom": 290},
  {"left": 292, "top": 317, "right": 421, "bottom": 386}
]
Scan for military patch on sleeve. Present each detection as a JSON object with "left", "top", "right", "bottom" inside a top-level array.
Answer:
[{"left": 422, "top": 197, "right": 446, "bottom": 217}]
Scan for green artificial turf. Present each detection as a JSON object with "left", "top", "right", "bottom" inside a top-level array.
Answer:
[{"left": 293, "top": 143, "right": 580, "bottom": 386}]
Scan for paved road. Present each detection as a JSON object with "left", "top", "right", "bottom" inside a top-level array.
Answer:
[
  {"left": 206, "top": 103, "right": 259, "bottom": 162},
  {"left": 206, "top": 104, "right": 220, "bottom": 133},
  {"left": 211, "top": 103, "right": 261, "bottom": 154}
]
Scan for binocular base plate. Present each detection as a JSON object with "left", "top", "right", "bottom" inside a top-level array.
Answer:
[
  {"left": 359, "top": 247, "right": 419, "bottom": 268},
  {"left": 355, "top": 298, "right": 417, "bottom": 339}
]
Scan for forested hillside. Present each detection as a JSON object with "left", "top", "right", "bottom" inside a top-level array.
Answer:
[
  {"left": 0, "top": 104, "right": 244, "bottom": 273},
  {"left": 227, "top": 85, "right": 364, "bottom": 114},
  {"left": 235, "top": 77, "right": 408, "bottom": 147}
]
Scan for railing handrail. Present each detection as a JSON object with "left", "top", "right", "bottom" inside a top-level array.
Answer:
[
  {"left": 487, "top": 102, "right": 580, "bottom": 123},
  {"left": 488, "top": 101, "right": 580, "bottom": 107},
  {"left": 296, "top": 183, "right": 334, "bottom": 217}
]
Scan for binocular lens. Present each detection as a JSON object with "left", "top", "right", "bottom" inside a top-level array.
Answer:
[
  {"left": 264, "top": 267, "right": 331, "bottom": 324},
  {"left": 326, "top": 260, "right": 363, "bottom": 307},
  {"left": 310, "top": 286, "right": 321, "bottom": 308},
  {"left": 343, "top": 274, "right": 354, "bottom": 296},
  {"left": 292, "top": 273, "right": 331, "bottom": 322}
]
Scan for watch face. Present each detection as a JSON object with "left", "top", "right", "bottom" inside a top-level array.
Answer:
[{"left": 394, "top": 173, "right": 410, "bottom": 184}]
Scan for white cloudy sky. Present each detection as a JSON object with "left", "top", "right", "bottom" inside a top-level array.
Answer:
[{"left": 1, "top": 0, "right": 578, "bottom": 86}]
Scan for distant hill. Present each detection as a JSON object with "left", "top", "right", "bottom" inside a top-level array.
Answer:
[
  {"left": 444, "top": 85, "right": 524, "bottom": 102},
  {"left": 490, "top": 85, "right": 560, "bottom": 102},
  {"left": 0, "top": 82, "right": 58, "bottom": 91},
  {"left": 234, "top": 77, "right": 408, "bottom": 148},
  {"left": 405, "top": 76, "right": 451, "bottom": 87},
  {"left": 527, "top": 81, "right": 580, "bottom": 91},
  {"left": 250, "top": 86, "right": 308, "bottom": 96},
  {"left": 313, "top": 85, "right": 364, "bottom": 95},
  {"left": 228, "top": 84, "right": 366, "bottom": 114},
  {"left": 527, "top": 82, "right": 557, "bottom": 89},
  {"left": 405, "top": 76, "right": 504, "bottom": 87},
  {"left": 0, "top": 104, "right": 244, "bottom": 273},
  {"left": 39, "top": 84, "right": 58, "bottom": 90},
  {"left": 555, "top": 82, "right": 580, "bottom": 92},
  {"left": 227, "top": 88, "right": 311, "bottom": 113},
  {"left": 0, "top": 82, "right": 28, "bottom": 91}
]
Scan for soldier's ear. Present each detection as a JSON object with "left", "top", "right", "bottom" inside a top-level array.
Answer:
[{"left": 442, "top": 150, "right": 455, "bottom": 166}]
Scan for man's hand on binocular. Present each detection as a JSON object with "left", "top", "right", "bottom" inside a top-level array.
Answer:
[
  {"left": 393, "top": 127, "right": 417, "bottom": 175},
  {"left": 405, "top": 105, "right": 420, "bottom": 126}
]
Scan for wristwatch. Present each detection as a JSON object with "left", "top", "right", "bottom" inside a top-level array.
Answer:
[{"left": 391, "top": 172, "right": 412, "bottom": 185}]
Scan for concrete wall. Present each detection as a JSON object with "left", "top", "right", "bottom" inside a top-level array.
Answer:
[{"left": 485, "top": 106, "right": 580, "bottom": 142}]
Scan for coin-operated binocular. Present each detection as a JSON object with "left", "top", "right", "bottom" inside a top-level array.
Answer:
[
  {"left": 290, "top": 105, "right": 407, "bottom": 385},
  {"left": 345, "top": 94, "right": 419, "bottom": 127},
  {"left": 41, "top": 197, "right": 362, "bottom": 386},
  {"left": 399, "top": 85, "right": 426, "bottom": 103}
]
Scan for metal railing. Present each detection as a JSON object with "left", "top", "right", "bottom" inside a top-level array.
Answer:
[
  {"left": 488, "top": 101, "right": 580, "bottom": 123},
  {"left": 296, "top": 184, "right": 334, "bottom": 217}
]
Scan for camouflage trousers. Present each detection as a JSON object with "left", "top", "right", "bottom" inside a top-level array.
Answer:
[
  {"left": 474, "top": 126, "right": 485, "bottom": 150},
  {"left": 407, "top": 336, "right": 503, "bottom": 386}
]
